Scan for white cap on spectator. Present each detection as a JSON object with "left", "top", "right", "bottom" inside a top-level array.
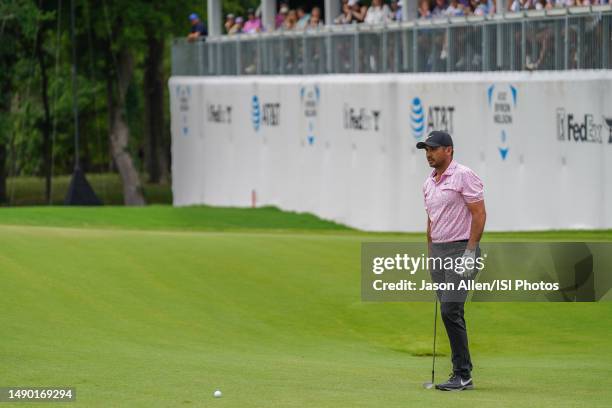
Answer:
[
  {"left": 348, "top": 0, "right": 358, "bottom": 5},
  {"left": 280, "top": 5, "right": 289, "bottom": 13}
]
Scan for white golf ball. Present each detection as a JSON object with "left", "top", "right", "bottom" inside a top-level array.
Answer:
[{"left": 213, "top": 390, "right": 222, "bottom": 398}]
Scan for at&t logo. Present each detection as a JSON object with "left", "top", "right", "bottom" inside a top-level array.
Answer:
[
  {"left": 251, "top": 95, "right": 261, "bottom": 131},
  {"left": 411, "top": 97, "right": 425, "bottom": 140},
  {"left": 410, "top": 97, "right": 455, "bottom": 141}
]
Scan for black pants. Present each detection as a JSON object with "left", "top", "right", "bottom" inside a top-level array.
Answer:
[{"left": 430, "top": 240, "right": 478, "bottom": 378}]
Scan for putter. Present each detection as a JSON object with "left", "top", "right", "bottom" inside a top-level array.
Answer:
[{"left": 423, "top": 298, "right": 438, "bottom": 389}]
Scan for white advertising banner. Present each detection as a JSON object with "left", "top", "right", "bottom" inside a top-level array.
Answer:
[{"left": 169, "top": 72, "right": 612, "bottom": 231}]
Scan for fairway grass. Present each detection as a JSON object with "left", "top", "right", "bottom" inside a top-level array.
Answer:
[{"left": 0, "top": 207, "right": 611, "bottom": 407}]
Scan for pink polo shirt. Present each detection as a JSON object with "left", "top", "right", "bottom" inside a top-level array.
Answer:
[
  {"left": 423, "top": 160, "right": 484, "bottom": 243},
  {"left": 242, "top": 18, "right": 262, "bottom": 33}
]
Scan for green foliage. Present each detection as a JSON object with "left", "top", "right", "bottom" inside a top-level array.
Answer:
[
  {"left": 0, "top": 0, "right": 44, "bottom": 145},
  {"left": 0, "top": 0, "right": 263, "bottom": 192}
]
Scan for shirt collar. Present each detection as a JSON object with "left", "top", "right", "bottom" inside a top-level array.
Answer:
[{"left": 430, "top": 160, "right": 457, "bottom": 180}]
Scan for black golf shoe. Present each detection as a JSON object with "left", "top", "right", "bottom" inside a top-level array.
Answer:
[{"left": 435, "top": 373, "right": 474, "bottom": 391}]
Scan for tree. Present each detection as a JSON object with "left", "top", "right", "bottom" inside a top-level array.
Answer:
[
  {"left": 0, "top": 0, "right": 260, "bottom": 206},
  {"left": 35, "top": 8, "right": 54, "bottom": 203},
  {"left": 0, "top": 0, "right": 41, "bottom": 204},
  {"left": 90, "top": 0, "right": 146, "bottom": 205}
]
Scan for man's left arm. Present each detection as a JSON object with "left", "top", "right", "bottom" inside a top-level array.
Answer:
[
  {"left": 460, "top": 168, "right": 486, "bottom": 254},
  {"left": 466, "top": 200, "right": 486, "bottom": 251}
]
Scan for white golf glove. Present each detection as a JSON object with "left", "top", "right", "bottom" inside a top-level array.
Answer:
[{"left": 456, "top": 248, "right": 476, "bottom": 277}]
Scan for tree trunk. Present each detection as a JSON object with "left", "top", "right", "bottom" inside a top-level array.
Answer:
[
  {"left": 0, "top": 143, "right": 6, "bottom": 204},
  {"left": 143, "top": 29, "right": 168, "bottom": 184},
  {"left": 36, "top": 28, "right": 53, "bottom": 204},
  {"left": 107, "top": 48, "right": 145, "bottom": 206},
  {"left": 0, "top": 85, "right": 8, "bottom": 205}
]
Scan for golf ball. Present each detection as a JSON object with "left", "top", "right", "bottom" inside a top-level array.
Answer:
[{"left": 213, "top": 390, "right": 222, "bottom": 398}]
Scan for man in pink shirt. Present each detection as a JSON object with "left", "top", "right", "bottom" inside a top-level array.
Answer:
[{"left": 417, "top": 130, "right": 486, "bottom": 391}]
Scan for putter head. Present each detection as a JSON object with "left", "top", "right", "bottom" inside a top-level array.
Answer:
[{"left": 423, "top": 382, "right": 434, "bottom": 389}]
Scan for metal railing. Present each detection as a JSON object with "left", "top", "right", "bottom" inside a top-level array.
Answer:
[{"left": 172, "top": 6, "right": 612, "bottom": 76}]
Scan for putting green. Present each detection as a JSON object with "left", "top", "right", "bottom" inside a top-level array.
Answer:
[{"left": 0, "top": 207, "right": 610, "bottom": 407}]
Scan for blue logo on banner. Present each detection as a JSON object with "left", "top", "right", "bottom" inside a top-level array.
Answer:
[
  {"left": 307, "top": 121, "right": 315, "bottom": 145},
  {"left": 499, "top": 130, "right": 509, "bottom": 160},
  {"left": 177, "top": 85, "right": 191, "bottom": 136},
  {"left": 487, "top": 84, "right": 517, "bottom": 161},
  {"left": 411, "top": 97, "right": 425, "bottom": 140},
  {"left": 251, "top": 95, "right": 261, "bottom": 132},
  {"left": 300, "top": 85, "right": 320, "bottom": 146},
  {"left": 487, "top": 85, "right": 517, "bottom": 108}
]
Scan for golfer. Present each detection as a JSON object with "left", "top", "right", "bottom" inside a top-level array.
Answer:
[{"left": 417, "top": 131, "right": 486, "bottom": 391}]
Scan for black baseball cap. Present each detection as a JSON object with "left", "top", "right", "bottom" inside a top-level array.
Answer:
[{"left": 416, "top": 131, "right": 454, "bottom": 149}]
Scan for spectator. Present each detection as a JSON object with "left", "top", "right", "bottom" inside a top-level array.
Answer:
[
  {"left": 242, "top": 8, "right": 262, "bottom": 34},
  {"left": 224, "top": 14, "right": 235, "bottom": 34},
  {"left": 472, "top": 0, "right": 489, "bottom": 15},
  {"left": 390, "top": 0, "right": 403, "bottom": 21},
  {"left": 335, "top": 0, "right": 354, "bottom": 24},
  {"left": 419, "top": 0, "right": 432, "bottom": 19},
  {"left": 307, "top": 7, "right": 324, "bottom": 29},
  {"left": 446, "top": 0, "right": 465, "bottom": 16},
  {"left": 283, "top": 9, "right": 298, "bottom": 30},
  {"left": 365, "top": 0, "right": 392, "bottom": 24},
  {"left": 458, "top": 0, "right": 471, "bottom": 9},
  {"left": 187, "top": 13, "right": 207, "bottom": 41},
  {"left": 296, "top": 7, "right": 311, "bottom": 29},
  {"left": 432, "top": 0, "right": 448, "bottom": 17},
  {"left": 276, "top": 3, "right": 289, "bottom": 28},
  {"left": 349, "top": 0, "right": 368, "bottom": 23},
  {"left": 228, "top": 16, "right": 243, "bottom": 35}
]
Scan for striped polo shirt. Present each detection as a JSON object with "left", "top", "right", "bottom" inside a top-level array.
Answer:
[{"left": 423, "top": 160, "right": 484, "bottom": 243}]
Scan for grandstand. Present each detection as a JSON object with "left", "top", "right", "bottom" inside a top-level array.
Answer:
[
  {"left": 169, "top": 2, "right": 612, "bottom": 232},
  {"left": 173, "top": 3, "right": 611, "bottom": 75}
]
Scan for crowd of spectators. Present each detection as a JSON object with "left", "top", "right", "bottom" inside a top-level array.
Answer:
[
  {"left": 417, "top": 0, "right": 609, "bottom": 18},
  {"left": 508, "top": 0, "right": 609, "bottom": 11},
  {"left": 221, "top": 3, "right": 324, "bottom": 35},
  {"left": 223, "top": 9, "right": 263, "bottom": 34},
  {"left": 335, "top": 0, "right": 404, "bottom": 23},
  {"left": 217, "top": 0, "right": 405, "bottom": 36},
  {"left": 417, "top": 0, "right": 494, "bottom": 17},
  {"left": 189, "top": 0, "right": 610, "bottom": 40},
  {"left": 276, "top": 4, "right": 324, "bottom": 29}
]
